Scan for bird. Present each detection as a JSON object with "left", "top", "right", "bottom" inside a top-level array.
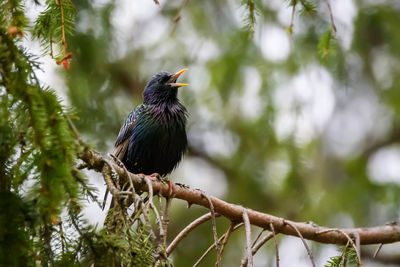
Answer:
[{"left": 112, "top": 68, "right": 189, "bottom": 197}]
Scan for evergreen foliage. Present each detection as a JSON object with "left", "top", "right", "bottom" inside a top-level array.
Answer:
[
  {"left": 325, "top": 246, "right": 358, "bottom": 267},
  {"left": 0, "top": 1, "right": 156, "bottom": 265}
]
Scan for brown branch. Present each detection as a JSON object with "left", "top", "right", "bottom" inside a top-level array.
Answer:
[
  {"left": 270, "top": 222, "right": 279, "bottom": 267},
  {"left": 317, "top": 228, "right": 362, "bottom": 266},
  {"left": 201, "top": 192, "right": 219, "bottom": 250},
  {"left": 373, "top": 243, "right": 383, "bottom": 258},
  {"left": 58, "top": 0, "right": 67, "bottom": 57},
  {"left": 193, "top": 223, "right": 244, "bottom": 267},
  {"left": 326, "top": 0, "right": 337, "bottom": 32},
  {"left": 284, "top": 220, "right": 316, "bottom": 267},
  {"left": 216, "top": 222, "right": 236, "bottom": 267},
  {"left": 241, "top": 209, "right": 253, "bottom": 267},
  {"left": 165, "top": 213, "right": 218, "bottom": 256},
  {"left": 241, "top": 233, "right": 274, "bottom": 267},
  {"left": 80, "top": 148, "right": 400, "bottom": 247}
]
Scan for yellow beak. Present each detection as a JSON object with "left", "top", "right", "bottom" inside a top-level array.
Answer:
[{"left": 169, "top": 68, "right": 189, "bottom": 87}]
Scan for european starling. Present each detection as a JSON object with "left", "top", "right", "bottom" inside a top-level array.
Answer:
[{"left": 113, "top": 69, "right": 189, "bottom": 184}]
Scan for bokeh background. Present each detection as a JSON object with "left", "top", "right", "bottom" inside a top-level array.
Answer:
[{"left": 26, "top": 0, "right": 400, "bottom": 266}]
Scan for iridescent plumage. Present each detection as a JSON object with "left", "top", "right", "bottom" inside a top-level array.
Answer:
[{"left": 113, "top": 70, "right": 188, "bottom": 176}]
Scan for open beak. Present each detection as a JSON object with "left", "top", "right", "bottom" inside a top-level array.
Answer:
[{"left": 168, "top": 68, "right": 189, "bottom": 87}]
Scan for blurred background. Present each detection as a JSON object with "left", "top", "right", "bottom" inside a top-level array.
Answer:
[{"left": 26, "top": 0, "right": 400, "bottom": 266}]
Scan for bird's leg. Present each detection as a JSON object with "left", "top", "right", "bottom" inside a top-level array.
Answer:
[
  {"left": 137, "top": 173, "right": 161, "bottom": 182},
  {"left": 167, "top": 180, "right": 175, "bottom": 196}
]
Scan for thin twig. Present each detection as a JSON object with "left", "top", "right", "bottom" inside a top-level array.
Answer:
[
  {"left": 316, "top": 228, "right": 362, "bottom": 266},
  {"left": 288, "top": 1, "right": 296, "bottom": 34},
  {"left": 270, "top": 222, "right": 279, "bottom": 267},
  {"left": 65, "top": 115, "right": 83, "bottom": 144},
  {"left": 167, "top": 212, "right": 220, "bottom": 256},
  {"left": 251, "top": 228, "right": 266, "bottom": 248},
  {"left": 352, "top": 232, "right": 362, "bottom": 267},
  {"left": 201, "top": 192, "right": 219, "bottom": 250},
  {"left": 162, "top": 197, "right": 172, "bottom": 248},
  {"left": 241, "top": 208, "right": 253, "bottom": 267},
  {"left": 241, "top": 233, "right": 274, "bottom": 267},
  {"left": 102, "top": 162, "right": 121, "bottom": 198},
  {"left": 253, "top": 233, "right": 274, "bottom": 255},
  {"left": 373, "top": 243, "right": 383, "bottom": 258},
  {"left": 171, "top": 0, "right": 189, "bottom": 34},
  {"left": 216, "top": 222, "right": 236, "bottom": 267},
  {"left": 193, "top": 223, "right": 244, "bottom": 267},
  {"left": 340, "top": 241, "right": 349, "bottom": 265},
  {"left": 326, "top": 0, "right": 337, "bottom": 32},
  {"left": 284, "top": 220, "right": 316, "bottom": 267},
  {"left": 143, "top": 176, "right": 164, "bottom": 240},
  {"left": 59, "top": 0, "right": 67, "bottom": 56}
]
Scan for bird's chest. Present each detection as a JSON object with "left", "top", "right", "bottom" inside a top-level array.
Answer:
[{"left": 132, "top": 107, "right": 187, "bottom": 154}]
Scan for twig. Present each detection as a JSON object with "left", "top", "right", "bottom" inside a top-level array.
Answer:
[
  {"left": 326, "top": 0, "right": 337, "bottom": 32},
  {"left": 284, "top": 220, "right": 316, "bottom": 267},
  {"left": 167, "top": 212, "right": 220, "bottom": 256},
  {"left": 241, "top": 209, "right": 253, "bottom": 267},
  {"left": 171, "top": 0, "right": 189, "bottom": 31},
  {"left": 352, "top": 232, "right": 362, "bottom": 267},
  {"left": 316, "top": 228, "right": 362, "bottom": 266},
  {"left": 288, "top": 1, "right": 296, "bottom": 34},
  {"left": 193, "top": 223, "right": 244, "bottom": 267},
  {"left": 65, "top": 115, "right": 82, "bottom": 144},
  {"left": 373, "top": 243, "right": 383, "bottom": 258},
  {"left": 58, "top": 0, "right": 67, "bottom": 57},
  {"left": 252, "top": 228, "right": 266, "bottom": 248},
  {"left": 216, "top": 222, "right": 236, "bottom": 267},
  {"left": 101, "top": 162, "right": 121, "bottom": 198},
  {"left": 340, "top": 241, "right": 349, "bottom": 265},
  {"left": 162, "top": 197, "right": 172, "bottom": 248},
  {"left": 270, "top": 222, "right": 279, "bottom": 267},
  {"left": 253, "top": 233, "right": 274, "bottom": 255},
  {"left": 201, "top": 192, "right": 219, "bottom": 250},
  {"left": 240, "top": 233, "right": 274, "bottom": 267},
  {"left": 142, "top": 177, "right": 164, "bottom": 241}
]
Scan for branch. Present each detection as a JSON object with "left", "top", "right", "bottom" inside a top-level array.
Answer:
[
  {"left": 79, "top": 148, "right": 400, "bottom": 246},
  {"left": 241, "top": 209, "right": 253, "bottom": 267},
  {"left": 166, "top": 212, "right": 221, "bottom": 256}
]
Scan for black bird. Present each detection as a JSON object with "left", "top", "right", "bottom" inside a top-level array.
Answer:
[{"left": 113, "top": 69, "right": 189, "bottom": 190}]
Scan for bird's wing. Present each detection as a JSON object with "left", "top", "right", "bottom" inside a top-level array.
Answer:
[{"left": 113, "top": 104, "right": 146, "bottom": 160}]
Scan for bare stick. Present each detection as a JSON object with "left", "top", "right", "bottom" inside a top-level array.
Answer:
[
  {"left": 352, "top": 232, "right": 362, "bottom": 267},
  {"left": 167, "top": 212, "right": 220, "bottom": 256},
  {"left": 216, "top": 222, "right": 236, "bottom": 267},
  {"left": 284, "top": 220, "right": 316, "bottom": 267},
  {"left": 251, "top": 228, "right": 266, "bottom": 248},
  {"left": 340, "top": 241, "right": 349, "bottom": 265},
  {"left": 162, "top": 197, "right": 172, "bottom": 248},
  {"left": 193, "top": 223, "right": 244, "bottom": 267},
  {"left": 326, "top": 0, "right": 337, "bottom": 32},
  {"left": 201, "top": 192, "right": 219, "bottom": 250},
  {"left": 59, "top": 0, "right": 67, "bottom": 56},
  {"left": 288, "top": 1, "right": 296, "bottom": 34},
  {"left": 317, "top": 228, "right": 362, "bottom": 266},
  {"left": 270, "top": 222, "right": 279, "bottom": 267},
  {"left": 240, "top": 233, "right": 274, "bottom": 267},
  {"left": 373, "top": 243, "right": 383, "bottom": 258},
  {"left": 241, "top": 208, "right": 253, "bottom": 267},
  {"left": 143, "top": 177, "right": 164, "bottom": 240}
]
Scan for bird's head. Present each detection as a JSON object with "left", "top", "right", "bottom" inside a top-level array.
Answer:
[{"left": 143, "top": 69, "right": 188, "bottom": 105}]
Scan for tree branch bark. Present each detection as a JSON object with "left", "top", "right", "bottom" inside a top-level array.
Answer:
[{"left": 79, "top": 148, "right": 400, "bottom": 246}]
